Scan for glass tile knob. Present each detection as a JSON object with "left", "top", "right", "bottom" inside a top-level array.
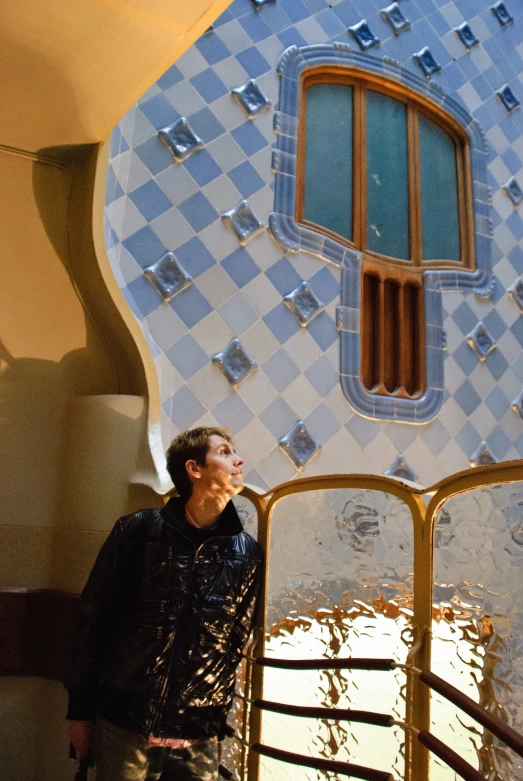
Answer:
[{"left": 143, "top": 252, "right": 192, "bottom": 302}]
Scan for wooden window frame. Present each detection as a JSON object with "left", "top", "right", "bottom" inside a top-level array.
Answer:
[{"left": 296, "top": 68, "right": 476, "bottom": 275}]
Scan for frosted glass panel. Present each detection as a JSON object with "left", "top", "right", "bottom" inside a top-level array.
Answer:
[
  {"left": 366, "top": 91, "right": 409, "bottom": 260},
  {"left": 432, "top": 482, "right": 523, "bottom": 780},
  {"left": 261, "top": 488, "right": 414, "bottom": 780},
  {"left": 419, "top": 114, "right": 460, "bottom": 261},
  {"left": 303, "top": 84, "right": 353, "bottom": 242}
]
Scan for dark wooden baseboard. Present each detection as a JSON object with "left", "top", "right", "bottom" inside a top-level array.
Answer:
[{"left": 0, "top": 589, "right": 79, "bottom": 682}]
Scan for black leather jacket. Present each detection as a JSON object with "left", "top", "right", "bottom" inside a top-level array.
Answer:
[{"left": 66, "top": 497, "right": 262, "bottom": 740}]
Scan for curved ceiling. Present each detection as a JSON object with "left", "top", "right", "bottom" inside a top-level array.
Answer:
[{"left": 1, "top": 0, "right": 231, "bottom": 152}]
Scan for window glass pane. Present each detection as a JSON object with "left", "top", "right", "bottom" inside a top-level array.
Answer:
[
  {"left": 303, "top": 83, "right": 353, "bottom": 242},
  {"left": 419, "top": 114, "right": 460, "bottom": 261},
  {"left": 366, "top": 90, "right": 409, "bottom": 260}
]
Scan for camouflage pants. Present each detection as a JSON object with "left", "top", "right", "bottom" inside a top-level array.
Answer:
[{"left": 94, "top": 715, "right": 219, "bottom": 781}]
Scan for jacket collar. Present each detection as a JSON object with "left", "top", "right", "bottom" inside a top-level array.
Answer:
[{"left": 161, "top": 495, "right": 244, "bottom": 536}]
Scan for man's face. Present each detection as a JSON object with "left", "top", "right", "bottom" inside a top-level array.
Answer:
[{"left": 197, "top": 434, "right": 244, "bottom": 498}]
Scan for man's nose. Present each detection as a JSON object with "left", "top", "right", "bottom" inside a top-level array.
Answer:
[{"left": 234, "top": 454, "right": 243, "bottom": 466}]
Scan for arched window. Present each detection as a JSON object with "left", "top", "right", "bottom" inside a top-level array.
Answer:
[{"left": 297, "top": 70, "right": 475, "bottom": 400}]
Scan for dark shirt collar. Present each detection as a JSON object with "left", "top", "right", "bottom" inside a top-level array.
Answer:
[{"left": 161, "top": 495, "right": 244, "bottom": 537}]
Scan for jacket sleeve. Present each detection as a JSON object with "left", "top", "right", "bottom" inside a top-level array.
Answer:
[{"left": 64, "top": 516, "right": 137, "bottom": 720}]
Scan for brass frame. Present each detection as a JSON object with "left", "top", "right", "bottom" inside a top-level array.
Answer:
[{"left": 240, "top": 460, "right": 523, "bottom": 781}]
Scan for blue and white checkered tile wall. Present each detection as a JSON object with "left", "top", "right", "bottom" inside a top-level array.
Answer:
[{"left": 105, "top": 0, "right": 523, "bottom": 489}]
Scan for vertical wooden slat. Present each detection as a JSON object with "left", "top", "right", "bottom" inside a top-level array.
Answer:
[
  {"left": 383, "top": 279, "right": 398, "bottom": 393},
  {"left": 408, "top": 103, "right": 422, "bottom": 266},
  {"left": 355, "top": 80, "right": 366, "bottom": 252}
]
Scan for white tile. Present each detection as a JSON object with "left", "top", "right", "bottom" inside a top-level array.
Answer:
[
  {"left": 132, "top": 108, "right": 156, "bottom": 146},
  {"left": 242, "top": 273, "right": 282, "bottom": 317},
  {"left": 498, "top": 367, "right": 522, "bottom": 401},
  {"left": 213, "top": 58, "right": 249, "bottom": 91},
  {"left": 207, "top": 133, "right": 246, "bottom": 173},
  {"left": 439, "top": 3, "right": 465, "bottom": 28},
  {"left": 154, "top": 353, "right": 185, "bottom": 402},
  {"left": 215, "top": 19, "right": 254, "bottom": 55},
  {"left": 234, "top": 417, "right": 276, "bottom": 464},
  {"left": 144, "top": 303, "right": 187, "bottom": 352},
  {"left": 497, "top": 330, "right": 522, "bottom": 366},
  {"left": 149, "top": 207, "right": 194, "bottom": 250},
  {"left": 436, "top": 438, "right": 469, "bottom": 478},
  {"left": 295, "top": 16, "right": 331, "bottom": 44},
  {"left": 488, "top": 156, "right": 512, "bottom": 186},
  {"left": 457, "top": 83, "right": 483, "bottom": 113},
  {"left": 443, "top": 355, "right": 467, "bottom": 395},
  {"left": 176, "top": 47, "right": 209, "bottom": 79},
  {"left": 256, "top": 70, "right": 281, "bottom": 107},
  {"left": 468, "top": 402, "right": 498, "bottom": 439},
  {"left": 257, "top": 35, "right": 285, "bottom": 70},
  {"left": 202, "top": 174, "right": 242, "bottom": 213},
  {"left": 196, "top": 263, "right": 238, "bottom": 309},
  {"left": 323, "top": 385, "right": 353, "bottom": 426},
  {"left": 403, "top": 438, "right": 438, "bottom": 489},
  {"left": 211, "top": 92, "right": 249, "bottom": 132},
  {"left": 365, "top": 431, "right": 400, "bottom": 474},
  {"left": 469, "top": 44, "right": 493, "bottom": 72},
  {"left": 289, "top": 251, "right": 330, "bottom": 280},
  {"left": 281, "top": 377, "right": 322, "bottom": 419},
  {"left": 436, "top": 396, "right": 468, "bottom": 438},
  {"left": 138, "top": 83, "right": 162, "bottom": 104},
  {"left": 106, "top": 195, "right": 147, "bottom": 242},
  {"left": 240, "top": 319, "right": 280, "bottom": 364},
  {"left": 247, "top": 231, "right": 285, "bottom": 272},
  {"left": 486, "top": 126, "right": 510, "bottom": 157},
  {"left": 164, "top": 80, "right": 207, "bottom": 116},
  {"left": 190, "top": 310, "right": 234, "bottom": 355},
  {"left": 468, "top": 363, "right": 497, "bottom": 398},
  {"left": 494, "top": 256, "right": 519, "bottom": 288},
  {"left": 156, "top": 164, "right": 199, "bottom": 206},
  {"left": 283, "top": 327, "right": 323, "bottom": 372},
  {"left": 187, "top": 362, "right": 230, "bottom": 408},
  {"left": 257, "top": 445, "right": 297, "bottom": 487},
  {"left": 118, "top": 105, "right": 137, "bottom": 147},
  {"left": 236, "top": 369, "right": 279, "bottom": 414},
  {"left": 198, "top": 218, "right": 241, "bottom": 262},
  {"left": 117, "top": 244, "right": 144, "bottom": 285}
]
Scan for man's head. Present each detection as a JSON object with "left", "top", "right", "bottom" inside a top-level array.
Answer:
[{"left": 166, "top": 426, "right": 243, "bottom": 502}]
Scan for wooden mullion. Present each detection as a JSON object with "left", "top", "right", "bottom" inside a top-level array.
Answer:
[
  {"left": 458, "top": 141, "right": 474, "bottom": 270},
  {"left": 376, "top": 276, "right": 386, "bottom": 394},
  {"left": 408, "top": 102, "right": 422, "bottom": 266},
  {"left": 397, "top": 282, "right": 408, "bottom": 394},
  {"left": 353, "top": 81, "right": 366, "bottom": 252}
]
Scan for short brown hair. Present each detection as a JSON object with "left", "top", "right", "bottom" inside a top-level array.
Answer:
[{"left": 166, "top": 426, "right": 233, "bottom": 500}]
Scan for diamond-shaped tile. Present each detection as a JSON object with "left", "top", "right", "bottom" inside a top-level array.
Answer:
[
  {"left": 231, "top": 79, "right": 271, "bottom": 118},
  {"left": 491, "top": 1, "right": 513, "bottom": 27},
  {"left": 381, "top": 3, "right": 410, "bottom": 35},
  {"left": 143, "top": 252, "right": 192, "bottom": 302},
  {"left": 470, "top": 442, "right": 497, "bottom": 467},
  {"left": 158, "top": 118, "right": 203, "bottom": 162},
  {"left": 508, "top": 277, "right": 523, "bottom": 312},
  {"left": 279, "top": 420, "right": 321, "bottom": 469},
  {"left": 503, "top": 177, "right": 523, "bottom": 207},
  {"left": 455, "top": 22, "right": 479, "bottom": 49},
  {"left": 413, "top": 47, "right": 441, "bottom": 78},
  {"left": 384, "top": 455, "right": 419, "bottom": 483},
  {"left": 496, "top": 85, "right": 520, "bottom": 113},
  {"left": 348, "top": 20, "right": 380, "bottom": 51},
  {"left": 512, "top": 390, "right": 523, "bottom": 420},
  {"left": 212, "top": 338, "right": 257, "bottom": 388},
  {"left": 221, "top": 200, "right": 265, "bottom": 245},
  {"left": 284, "top": 282, "right": 324, "bottom": 326},
  {"left": 466, "top": 323, "right": 496, "bottom": 361}
]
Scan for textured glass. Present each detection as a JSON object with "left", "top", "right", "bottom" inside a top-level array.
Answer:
[
  {"left": 366, "top": 91, "right": 409, "bottom": 260},
  {"left": 432, "top": 482, "right": 523, "bottom": 780},
  {"left": 261, "top": 488, "right": 414, "bottom": 780},
  {"left": 303, "top": 84, "right": 353, "bottom": 242},
  {"left": 419, "top": 114, "right": 460, "bottom": 261}
]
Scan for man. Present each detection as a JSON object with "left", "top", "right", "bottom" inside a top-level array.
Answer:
[{"left": 66, "top": 426, "right": 262, "bottom": 780}]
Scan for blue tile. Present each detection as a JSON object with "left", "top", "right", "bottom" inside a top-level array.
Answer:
[
  {"left": 236, "top": 47, "right": 271, "bottom": 79},
  {"left": 228, "top": 0, "right": 253, "bottom": 18},
  {"left": 307, "top": 312, "right": 338, "bottom": 350},
  {"left": 125, "top": 275, "right": 163, "bottom": 317},
  {"left": 221, "top": 247, "right": 261, "bottom": 288},
  {"left": 485, "top": 386, "right": 509, "bottom": 419},
  {"left": 502, "top": 147, "right": 523, "bottom": 176},
  {"left": 507, "top": 211, "right": 523, "bottom": 241},
  {"left": 471, "top": 74, "right": 493, "bottom": 102},
  {"left": 452, "top": 341, "right": 478, "bottom": 376},
  {"left": 104, "top": 217, "right": 119, "bottom": 249},
  {"left": 262, "top": 348, "right": 300, "bottom": 391},
  {"left": 499, "top": 114, "right": 522, "bottom": 144},
  {"left": 277, "top": 28, "right": 308, "bottom": 48},
  {"left": 165, "top": 334, "right": 208, "bottom": 379},
  {"left": 169, "top": 285, "right": 212, "bottom": 328},
  {"left": 346, "top": 415, "right": 380, "bottom": 448},
  {"left": 259, "top": 397, "right": 297, "bottom": 438},
  {"left": 279, "top": 0, "right": 309, "bottom": 23},
  {"left": 176, "top": 237, "right": 216, "bottom": 278},
  {"left": 455, "top": 420, "right": 482, "bottom": 455},
  {"left": 317, "top": 8, "right": 350, "bottom": 37},
  {"left": 170, "top": 385, "right": 207, "bottom": 430},
  {"left": 212, "top": 391, "right": 255, "bottom": 436},
  {"left": 195, "top": 32, "right": 231, "bottom": 65},
  {"left": 231, "top": 122, "right": 268, "bottom": 156},
  {"left": 157, "top": 64, "right": 184, "bottom": 90},
  {"left": 454, "top": 380, "right": 482, "bottom": 416},
  {"left": 178, "top": 191, "right": 219, "bottom": 233},
  {"left": 123, "top": 226, "right": 167, "bottom": 269},
  {"left": 219, "top": 293, "right": 258, "bottom": 334},
  {"left": 105, "top": 165, "right": 124, "bottom": 205},
  {"left": 266, "top": 257, "right": 302, "bottom": 295},
  {"left": 332, "top": 0, "right": 357, "bottom": 27},
  {"left": 452, "top": 301, "right": 478, "bottom": 335},
  {"left": 305, "top": 402, "right": 340, "bottom": 445},
  {"left": 227, "top": 160, "right": 265, "bottom": 198},
  {"left": 485, "top": 348, "right": 509, "bottom": 381},
  {"left": 309, "top": 267, "right": 340, "bottom": 304},
  {"left": 487, "top": 426, "right": 512, "bottom": 459},
  {"left": 140, "top": 95, "right": 179, "bottom": 130},
  {"left": 263, "top": 303, "right": 301, "bottom": 343},
  {"left": 214, "top": 8, "right": 234, "bottom": 26},
  {"left": 302, "top": 0, "right": 328, "bottom": 12},
  {"left": 238, "top": 12, "right": 272, "bottom": 42},
  {"left": 110, "top": 126, "right": 129, "bottom": 157},
  {"left": 428, "top": 9, "right": 450, "bottom": 36},
  {"left": 483, "top": 309, "right": 508, "bottom": 341},
  {"left": 257, "top": 2, "right": 293, "bottom": 33},
  {"left": 128, "top": 180, "right": 172, "bottom": 222},
  {"left": 305, "top": 355, "right": 338, "bottom": 397},
  {"left": 135, "top": 135, "right": 175, "bottom": 175},
  {"left": 188, "top": 107, "right": 226, "bottom": 144},
  {"left": 508, "top": 245, "right": 523, "bottom": 274},
  {"left": 183, "top": 149, "right": 223, "bottom": 187},
  {"left": 190, "top": 69, "right": 228, "bottom": 104}
]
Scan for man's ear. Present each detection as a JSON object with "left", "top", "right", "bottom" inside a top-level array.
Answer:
[{"left": 185, "top": 459, "right": 202, "bottom": 481}]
